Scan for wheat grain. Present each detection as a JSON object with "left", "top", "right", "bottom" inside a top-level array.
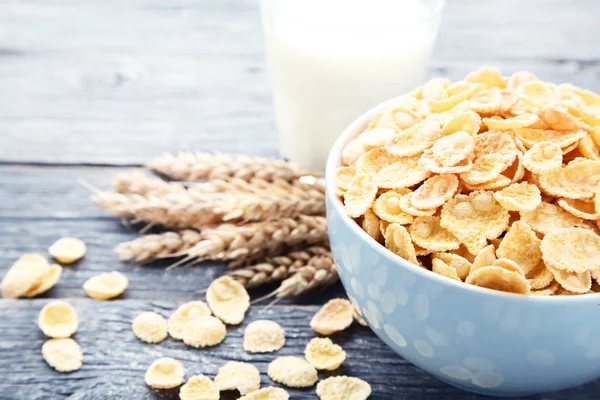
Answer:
[
  {"left": 116, "top": 216, "right": 327, "bottom": 264},
  {"left": 227, "top": 246, "right": 331, "bottom": 288},
  {"left": 147, "top": 151, "right": 321, "bottom": 182},
  {"left": 112, "top": 172, "right": 187, "bottom": 197}
]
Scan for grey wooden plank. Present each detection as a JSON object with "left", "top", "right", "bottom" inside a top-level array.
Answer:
[
  {"left": 1, "top": 0, "right": 600, "bottom": 164},
  {"left": 1, "top": 299, "right": 598, "bottom": 400}
]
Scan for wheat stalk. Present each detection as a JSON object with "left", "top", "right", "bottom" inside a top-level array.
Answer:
[
  {"left": 112, "top": 172, "right": 187, "bottom": 197},
  {"left": 227, "top": 245, "right": 332, "bottom": 288},
  {"left": 147, "top": 151, "right": 322, "bottom": 182},
  {"left": 92, "top": 187, "right": 324, "bottom": 228},
  {"left": 116, "top": 215, "right": 328, "bottom": 264}
]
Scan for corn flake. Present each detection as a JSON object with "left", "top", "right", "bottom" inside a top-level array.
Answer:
[
  {"left": 334, "top": 166, "right": 356, "bottom": 196},
  {"left": 507, "top": 71, "right": 540, "bottom": 89},
  {"left": 373, "top": 191, "right": 414, "bottom": 224},
  {"left": 384, "top": 223, "right": 420, "bottom": 265},
  {"left": 344, "top": 174, "right": 378, "bottom": 218},
  {"left": 431, "top": 258, "right": 460, "bottom": 281},
  {"left": 538, "top": 160, "right": 600, "bottom": 199},
  {"left": 180, "top": 375, "right": 219, "bottom": 400},
  {"left": 470, "top": 244, "right": 497, "bottom": 274},
  {"left": 482, "top": 114, "right": 539, "bottom": 130},
  {"left": 579, "top": 134, "right": 600, "bottom": 160},
  {"left": 466, "top": 67, "right": 506, "bottom": 90},
  {"left": 355, "top": 148, "right": 403, "bottom": 176},
  {"left": 38, "top": 300, "right": 78, "bottom": 338},
  {"left": 310, "top": 299, "right": 353, "bottom": 335},
  {"left": 1, "top": 256, "right": 50, "bottom": 298},
  {"left": 316, "top": 376, "right": 372, "bottom": 400},
  {"left": 410, "top": 174, "right": 459, "bottom": 209},
  {"left": 145, "top": 357, "right": 185, "bottom": 389},
  {"left": 48, "top": 237, "right": 87, "bottom": 264},
  {"left": 342, "top": 128, "right": 396, "bottom": 165},
  {"left": 493, "top": 182, "right": 541, "bottom": 212},
  {"left": 214, "top": 361, "right": 261, "bottom": 395},
  {"left": 375, "top": 156, "right": 431, "bottom": 189},
  {"left": 409, "top": 216, "right": 460, "bottom": 252},
  {"left": 557, "top": 198, "right": 599, "bottom": 220},
  {"left": 25, "top": 264, "right": 62, "bottom": 298},
  {"left": 516, "top": 81, "right": 555, "bottom": 107},
  {"left": 442, "top": 111, "right": 482, "bottom": 136},
  {"left": 168, "top": 301, "right": 212, "bottom": 340},
  {"left": 239, "top": 387, "right": 289, "bottom": 400},
  {"left": 496, "top": 221, "right": 542, "bottom": 275},
  {"left": 539, "top": 105, "right": 579, "bottom": 131},
  {"left": 440, "top": 192, "right": 509, "bottom": 254},
  {"left": 243, "top": 319, "right": 285, "bottom": 353},
  {"left": 515, "top": 127, "right": 585, "bottom": 149},
  {"left": 42, "top": 338, "right": 83, "bottom": 373},
  {"left": 182, "top": 315, "right": 227, "bottom": 348},
  {"left": 520, "top": 202, "right": 586, "bottom": 235},
  {"left": 470, "top": 89, "right": 504, "bottom": 114},
  {"left": 361, "top": 209, "right": 382, "bottom": 242},
  {"left": 527, "top": 262, "right": 555, "bottom": 290},
  {"left": 522, "top": 142, "right": 563, "bottom": 174},
  {"left": 305, "top": 337, "right": 347, "bottom": 371},
  {"left": 466, "top": 266, "right": 530, "bottom": 294},
  {"left": 432, "top": 252, "right": 472, "bottom": 281},
  {"left": 132, "top": 311, "right": 168, "bottom": 344},
  {"left": 83, "top": 271, "right": 128, "bottom": 300},
  {"left": 386, "top": 119, "right": 442, "bottom": 157},
  {"left": 206, "top": 276, "right": 250, "bottom": 325},
  {"left": 492, "top": 258, "right": 525, "bottom": 276},
  {"left": 267, "top": 356, "right": 318, "bottom": 388},
  {"left": 540, "top": 228, "right": 600, "bottom": 273},
  {"left": 546, "top": 264, "right": 592, "bottom": 293}
]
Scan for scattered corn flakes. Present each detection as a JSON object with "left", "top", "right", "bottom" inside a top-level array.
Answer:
[
  {"left": 305, "top": 337, "right": 346, "bottom": 371},
  {"left": 243, "top": 319, "right": 285, "bottom": 353},
  {"left": 132, "top": 311, "right": 168, "bottom": 344},
  {"left": 145, "top": 357, "right": 185, "bottom": 389},
  {"left": 238, "top": 387, "right": 289, "bottom": 400},
  {"left": 267, "top": 356, "right": 318, "bottom": 388},
  {"left": 310, "top": 298, "right": 353, "bottom": 335},
  {"left": 38, "top": 300, "right": 78, "bottom": 338},
  {"left": 182, "top": 315, "right": 226, "bottom": 348},
  {"left": 83, "top": 271, "right": 128, "bottom": 300},
  {"left": 206, "top": 276, "right": 250, "bottom": 325},
  {"left": 48, "top": 237, "right": 87, "bottom": 264},
  {"left": 168, "top": 300, "right": 212, "bottom": 340},
  {"left": 42, "top": 338, "right": 83, "bottom": 373},
  {"left": 316, "top": 376, "right": 372, "bottom": 400},
  {"left": 214, "top": 361, "right": 260, "bottom": 395},
  {"left": 180, "top": 375, "right": 219, "bottom": 400}
]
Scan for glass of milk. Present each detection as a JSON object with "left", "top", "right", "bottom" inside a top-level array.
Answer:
[{"left": 260, "top": 0, "right": 445, "bottom": 171}]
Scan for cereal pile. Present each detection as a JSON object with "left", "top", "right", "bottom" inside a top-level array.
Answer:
[{"left": 336, "top": 67, "right": 600, "bottom": 295}]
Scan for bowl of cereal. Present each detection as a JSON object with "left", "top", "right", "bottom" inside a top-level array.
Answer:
[{"left": 325, "top": 67, "right": 600, "bottom": 397}]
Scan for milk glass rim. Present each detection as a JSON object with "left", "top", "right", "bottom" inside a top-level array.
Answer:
[{"left": 260, "top": 0, "right": 446, "bottom": 29}]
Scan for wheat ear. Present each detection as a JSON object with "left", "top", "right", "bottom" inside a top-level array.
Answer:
[
  {"left": 116, "top": 215, "right": 328, "bottom": 264},
  {"left": 115, "top": 229, "right": 203, "bottom": 263},
  {"left": 147, "top": 151, "right": 322, "bottom": 182},
  {"left": 227, "top": 245, "right": 331, "bottom": 288}
]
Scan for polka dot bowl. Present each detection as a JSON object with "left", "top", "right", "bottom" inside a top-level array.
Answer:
[{"left": 325, "top": 96, "right": 600, "bottom": 397}]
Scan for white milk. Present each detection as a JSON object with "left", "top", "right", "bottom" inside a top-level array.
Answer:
[{"left": 261, "top": 0, "right": 443, "bottom": 171}]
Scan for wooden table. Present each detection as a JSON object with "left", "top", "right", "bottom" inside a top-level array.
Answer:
[{"left": 2, "top": 1, "right": 600, "bottom": 399}]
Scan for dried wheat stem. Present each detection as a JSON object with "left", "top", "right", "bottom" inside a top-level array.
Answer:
[
  {"left": 147, "top": 151, "right": 322, "bottom": 182},
  {"left": 115, "top": 229, "right": 203, "bottom": 263},
  {"left": 227, "top": 246, "right": 332, "bottom": 288},
  {"left": 112, "top": 172, "right": 187, "bottom": 197},
  {"left": 93, "top": 187, "right": 324, "bottom": 229},
  {"left": 116, "top": 216, "right": 328, "bottom": 264}
]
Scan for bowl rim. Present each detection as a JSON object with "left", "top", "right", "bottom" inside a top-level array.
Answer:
[{"left": 325, "top": 93, "right": 600, "bottom": 304}]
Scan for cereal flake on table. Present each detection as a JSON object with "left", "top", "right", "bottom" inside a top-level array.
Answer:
[{"left": 336, "top": 67, "right": 600, "bottom": 295}]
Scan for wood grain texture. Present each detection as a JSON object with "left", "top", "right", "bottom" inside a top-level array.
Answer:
[
  {"left": 1, "top": 299, "right": 599, "bottom": 400},
  {"left": 1, "top": 0, "right": 600, "bottom": 164}
]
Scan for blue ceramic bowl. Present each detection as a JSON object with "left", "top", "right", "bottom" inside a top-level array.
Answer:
[{"left": 325, "top": 96, "right": 600, "bottom": 397}]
